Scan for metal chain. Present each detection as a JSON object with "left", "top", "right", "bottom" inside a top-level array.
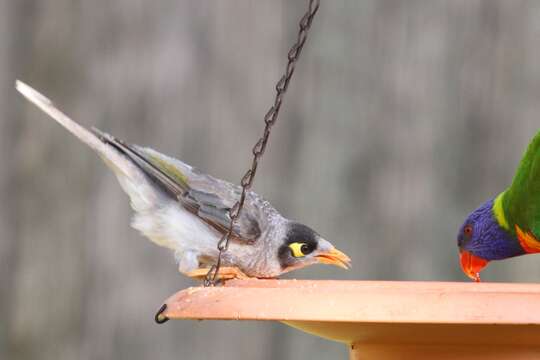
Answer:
[{"left": 204, "top": 0, "right": 320, "bottom": 286}]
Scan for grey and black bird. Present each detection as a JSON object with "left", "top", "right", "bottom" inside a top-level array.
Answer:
[{"left": 16, "top": 81, "right": 350, "bottom": 280}]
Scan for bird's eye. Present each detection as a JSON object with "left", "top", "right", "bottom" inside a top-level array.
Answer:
[
  {"left": 464, "top": 225, "right": 473, "bottom": 237},
  {"left": 288, "top": 242, "right": 313, "bottom": 258}
]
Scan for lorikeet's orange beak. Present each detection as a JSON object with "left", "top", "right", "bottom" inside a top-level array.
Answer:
[{"left": 459, "top": 249, "right": 489, "bottom": 282}]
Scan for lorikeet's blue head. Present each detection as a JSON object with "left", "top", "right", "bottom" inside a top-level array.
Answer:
[{"left": 457, "top": 198, "right": 524, "bottom": 282}]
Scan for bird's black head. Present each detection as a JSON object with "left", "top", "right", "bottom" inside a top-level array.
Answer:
[{"left": 277, "top": 222, "right": 350, "bottom": 273}]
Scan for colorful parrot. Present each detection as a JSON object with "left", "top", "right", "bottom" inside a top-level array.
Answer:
[{"left": 458, "top": 130, "right": 540, "bottom": 281}]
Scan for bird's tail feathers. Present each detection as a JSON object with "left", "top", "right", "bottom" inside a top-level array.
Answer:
[{"left": 15, "top": 80, "right": 160, "bottom": 212}]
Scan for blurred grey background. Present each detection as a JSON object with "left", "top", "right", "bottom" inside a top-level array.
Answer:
[{"left": 2, "top": 0, "right": 540, "bottom": 359}]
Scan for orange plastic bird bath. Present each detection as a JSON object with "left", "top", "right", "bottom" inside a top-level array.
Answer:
[{"left": 157, "top": 280, "right": 540, "bottom": 359}]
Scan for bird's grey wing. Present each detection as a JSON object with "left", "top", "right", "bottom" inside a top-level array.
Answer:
[
  {"left": 124, "top": 146, "right": 264, "bottom": 242},
  {"left": 16, "top": 80, "right": 263, "bottom": 251},
  {"left": 91, "top": 130, "right": 189, "bottom": 199},
  {"left": 184, "top": 187, "right": 262, "bottom": 242}
]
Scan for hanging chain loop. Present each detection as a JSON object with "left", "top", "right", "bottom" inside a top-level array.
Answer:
[{"left": 204, "top": 0, "right": 320, "bottom": 286}]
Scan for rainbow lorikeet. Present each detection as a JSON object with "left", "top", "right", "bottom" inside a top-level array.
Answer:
[{"left": 458, "top": 130, "right": 540, "bottom": 282}]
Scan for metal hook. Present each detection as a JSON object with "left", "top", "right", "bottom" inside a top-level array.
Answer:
[{"left": 154, "top": 303, "right": 169, "bottom": 324}]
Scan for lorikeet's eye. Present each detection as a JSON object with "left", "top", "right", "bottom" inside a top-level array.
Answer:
[
  {"left": 289, "top": 242, "right": 315, "bottom": 257},
  {"left": 464, "top": 224, "right": 473, "bottom": 237}
]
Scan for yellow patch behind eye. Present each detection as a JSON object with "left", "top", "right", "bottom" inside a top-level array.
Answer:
[{"left": 289, "top": 242, "right": 306, "bottom": 258}]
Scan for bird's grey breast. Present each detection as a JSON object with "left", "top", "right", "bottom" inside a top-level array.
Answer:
[{"left": 184, "top": 171, "right": 289, "bottom": 276}]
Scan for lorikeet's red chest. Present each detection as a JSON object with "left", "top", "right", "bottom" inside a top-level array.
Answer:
[{"left": 515, "top": 225, "right": 540, "bottom": 254}]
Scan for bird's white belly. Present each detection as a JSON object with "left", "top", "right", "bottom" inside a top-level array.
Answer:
[{"left": 131, "top": 202, "right": 220, "bottom": 262}]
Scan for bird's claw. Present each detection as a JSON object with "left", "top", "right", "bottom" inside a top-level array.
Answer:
[{"left": 186, "top": 267, "right": 250, "bottom": 281}]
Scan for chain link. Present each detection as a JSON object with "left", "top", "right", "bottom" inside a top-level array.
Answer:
[{"left": 204, "top": 0, "right": 320, "bottom": 286}]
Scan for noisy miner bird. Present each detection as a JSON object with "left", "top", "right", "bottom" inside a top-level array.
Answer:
[
  {"left": 16, "top": 81, "right": 350, "bottom": 280},
  {"left": 457, "top": 129, "right": 540, "bottom": 282}
]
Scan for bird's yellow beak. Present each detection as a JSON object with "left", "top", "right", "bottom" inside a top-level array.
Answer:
[
  {"left": 315, "top": 248, "right": 351, "bottom": 269},
  {"left": 459, "top": 249, "right": 489, "bottom": 282}
]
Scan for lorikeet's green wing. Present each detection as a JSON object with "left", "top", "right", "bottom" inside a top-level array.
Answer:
[{"left": 500, "top": 130, "right": 540, "bottom": 239}]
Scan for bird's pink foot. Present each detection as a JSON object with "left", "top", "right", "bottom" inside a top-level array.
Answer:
[{"left": 185, "top": 266, "right": 250, "bottom": 281}]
